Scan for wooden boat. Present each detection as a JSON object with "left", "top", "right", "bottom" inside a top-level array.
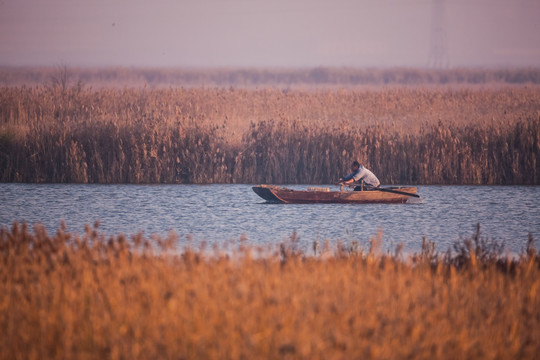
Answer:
[{"left": 252, "top": 184, "right": 419, "bottom": 204}]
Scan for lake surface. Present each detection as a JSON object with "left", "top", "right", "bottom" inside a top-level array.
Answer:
[{"left": 1, "top": 184, "right": 538, "bottom": 255}]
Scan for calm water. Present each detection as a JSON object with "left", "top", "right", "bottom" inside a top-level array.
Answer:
[{"left": 1, "top": 184, "right": 538, "bottom": 254}]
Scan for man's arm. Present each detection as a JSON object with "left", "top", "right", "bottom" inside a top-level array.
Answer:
[{"left": 340, "top": 173, "right": 355, "bottom": 183}]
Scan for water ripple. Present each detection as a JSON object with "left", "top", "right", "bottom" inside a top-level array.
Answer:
[{"left": 0, "top": 184, "right": 538, "bottom": 253}]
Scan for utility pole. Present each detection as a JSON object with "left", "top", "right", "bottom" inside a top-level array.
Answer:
[{"left": 428, "top": 0, "right": 449, "bottom": 68}]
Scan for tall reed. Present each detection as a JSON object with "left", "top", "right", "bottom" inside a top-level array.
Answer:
[
  {"left": 0, "top": 85, "right": 538, "bottom": 184},
  {"left": 0, "top": 222, "right": 538, "bottom": 359}
]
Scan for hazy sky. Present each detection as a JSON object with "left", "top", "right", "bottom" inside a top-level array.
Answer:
[{"left": 1, "top": 0, "right": 539, "bottom": 68}]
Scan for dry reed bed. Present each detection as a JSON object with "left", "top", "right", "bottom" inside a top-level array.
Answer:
[
  {"left": 1, "top": 222, "right": 538, "bottom": 359},
  {"left": 0, "top": 86, "right": 538, "bottom": 184}
]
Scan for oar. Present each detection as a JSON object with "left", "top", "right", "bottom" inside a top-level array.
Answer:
[
  {"left": 374, "top": 187, "right": 420, "bottom": 198},
  {"left": 339, "top": 182, "right": 420, "bottom": 198}
]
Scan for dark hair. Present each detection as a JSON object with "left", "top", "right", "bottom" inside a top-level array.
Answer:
[{"left": 352, "top": 160, "right": 360, "bottom": 167}]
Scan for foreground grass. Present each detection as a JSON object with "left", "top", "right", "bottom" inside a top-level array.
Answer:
[{"left": 1, "top": 223, "right": 538, "bottom": 359}]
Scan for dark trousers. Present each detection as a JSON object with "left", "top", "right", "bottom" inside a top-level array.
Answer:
[{"left": 354, "top": 184, "right": 377, "bottom": 191}]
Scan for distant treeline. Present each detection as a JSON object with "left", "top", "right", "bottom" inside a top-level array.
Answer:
[
  {"left": 1, "top": 66, "right": 540, "bottom": 88},
  {"left": 0, "top": 86, "right": 538, "bottom": 185}
]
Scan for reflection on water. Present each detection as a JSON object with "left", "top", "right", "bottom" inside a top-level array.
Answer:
[{"left": 1, "top": 184, "right": 538, "bottom": 253}]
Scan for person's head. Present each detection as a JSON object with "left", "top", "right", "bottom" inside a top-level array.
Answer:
[{"left": 351, "top": 160, "right": 360, "bottom": 171}]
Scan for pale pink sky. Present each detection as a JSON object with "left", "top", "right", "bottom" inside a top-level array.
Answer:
[{"left": 1, "top": 0, "right": 539, "bottom": 68}]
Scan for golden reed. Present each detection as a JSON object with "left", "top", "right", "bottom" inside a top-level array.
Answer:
[
  {"left": 0, "top": 222, "right": 538, "bottom": 359},
  {"left": 0, "top": 85, "right": 538, "bottom": 184}
]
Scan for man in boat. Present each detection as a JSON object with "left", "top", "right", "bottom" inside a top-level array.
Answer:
[{"left": 339, "top": 161, "right": 380, "bottom": 191}]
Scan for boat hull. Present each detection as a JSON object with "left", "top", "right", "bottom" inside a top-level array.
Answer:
[{"left": 252, "top": 185, "right": 418, "bottom": 204}]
